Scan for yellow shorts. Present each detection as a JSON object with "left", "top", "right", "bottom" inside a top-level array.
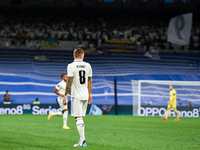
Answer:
[{"left": 167, "top": 102, "right": 177, "bottom": 109}]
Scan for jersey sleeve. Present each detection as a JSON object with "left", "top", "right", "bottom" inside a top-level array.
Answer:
[
  {"left": 88, "top": 64, "right": 92, "bottom": 77},
  {"left": 67, "top": 64, "right": 73, "bottom": 77},
  {"left": 55, "top": 83, "right": 61, "bottom": 90}
]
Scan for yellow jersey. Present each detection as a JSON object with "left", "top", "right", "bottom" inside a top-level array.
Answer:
[
  {"left": 33, "top": 101, "right": 40, "bottom": 104},
  {"left": 170, "top": 89, "right": 176, "bottom": 103}
]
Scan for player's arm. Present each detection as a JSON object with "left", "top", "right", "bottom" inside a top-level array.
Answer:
[
  {"left": 168, "top": 95, "right": 173, "bottom": 104},
  {"left": 65, "top": 77, "right": 73, "bottom": 96},
  {"left": 168, "top": 93, "right": 175, "bottom": 104},
  {"left": 88, "top": 77, "right": 92, "bottom": 104},
  {"left": 168, "top": 100, "right": 172, "bottom": 104},
  {"left": 53, "top": 88, "right": 64, "bottom": 97},
  {"left": 63, "top": 77, "right": 73, "bottom": 105}
]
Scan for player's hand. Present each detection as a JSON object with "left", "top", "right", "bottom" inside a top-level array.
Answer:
[
  {"left": 88, "top": 95, "right": 92, "bottom": 104},
  {"left": 63, "top": 96, "right": 67, "bottom": 105},
  {"left": 167, "top": 100, "right": 171, "bottom": 104},
  {"left": 60, "top": 94, "right": 64, "bottom": 97}
]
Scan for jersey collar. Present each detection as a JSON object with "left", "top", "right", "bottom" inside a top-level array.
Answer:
[
  {"left": 62, "top": 80, "right": 66, "bottom": 83},
  {"left": 74, "top": 59, "right": 83, "bottom": 62}
]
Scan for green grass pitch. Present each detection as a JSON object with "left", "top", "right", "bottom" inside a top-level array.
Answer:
[{"left": 0, "top": 115, "right": 200, "bottom": 150}]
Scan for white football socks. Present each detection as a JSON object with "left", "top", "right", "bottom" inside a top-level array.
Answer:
[
  {"left": 52, "top": 111, "right": 62, "bottom": 116},
  {"left": 76, "top": 118, "right": 85, "bottom": 143},
  {"left": 63, "top": 111, "right": 68, "bottom": 127}
]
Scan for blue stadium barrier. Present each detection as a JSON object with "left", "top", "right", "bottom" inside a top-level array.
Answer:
[{"left": 0, "top": 49, "right": 200, "bottom": 106}]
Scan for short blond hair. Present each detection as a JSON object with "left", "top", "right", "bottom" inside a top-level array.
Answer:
[{"left": 74, "top": 48, "right": 85, "bottom": 58}]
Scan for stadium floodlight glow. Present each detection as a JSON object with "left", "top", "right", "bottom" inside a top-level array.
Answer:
[{"left": 131, "top": 80, "right": 200, "bottom": 116}]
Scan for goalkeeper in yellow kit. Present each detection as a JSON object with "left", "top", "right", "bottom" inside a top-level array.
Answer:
[{"left": 162, "top": 85, "right": 180, "bottom": 121}]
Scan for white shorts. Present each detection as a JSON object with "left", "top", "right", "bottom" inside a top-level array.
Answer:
[
  {"left": 71, "top": 97, "right": 88, "bottom": 117},
  {"left": 57, "top": 97, "right": 68, "bottom": 112}
]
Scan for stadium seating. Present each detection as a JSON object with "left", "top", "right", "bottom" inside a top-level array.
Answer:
[{"left": 0, "top": 49, "right": 200, "bottom": 106}]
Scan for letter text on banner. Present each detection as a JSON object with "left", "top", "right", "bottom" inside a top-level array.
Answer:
[{"left": 167, "top": 13, "right": 192, "bottom": 45}]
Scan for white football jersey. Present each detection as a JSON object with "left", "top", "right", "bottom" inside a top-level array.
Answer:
[
  {"left": 67, "top": 59, "right": 92, "bottom": 100},
  {"left": 55, "top": 80, "right": 66, "bottom": 101}
]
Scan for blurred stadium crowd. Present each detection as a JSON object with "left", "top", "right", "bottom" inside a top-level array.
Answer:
[{"left": 0, "top": 2, "right": 200, "bottom": 50}]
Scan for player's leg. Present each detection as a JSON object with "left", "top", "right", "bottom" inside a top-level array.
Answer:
[
  {"left": 48, "top": 111, "right": 60, "bottom": 120},
  {"left": 48, "top": 100, "right": 63, "bottom": 120},
  {"left": 75, "top": 117, "right": 86, "bottom": 146},
  {"left": 172, "top": 103, "right": 179, "bottom": 121},
  {"left": 62, "top": 108, "right": 70, "bottom": 129},
  {"left": 59, "top": 99, "right": 70, "bottom": 129},
  {"left": 48, "top": 99, "right": 70, "bottom": 128},
  {"left": 76, "top": 100, "right": 88, "bottom": 146},
  {"left": 73, "top": 98, "right": 87, "bottom": 147},
  {"left": 173, "top": 108, "right": 179, "bottom": 121},
  {"left": 48, "top": 111, "right": 63, "bottom": 120},
  {"left": 52, "top": 111, "right": 62, "bottom": 116},
  {"left": 165, "top": 107, "right": 170, "bottom": 118},
  {"left": 162, "top": 104, "right": 171, "bottom": 120}
]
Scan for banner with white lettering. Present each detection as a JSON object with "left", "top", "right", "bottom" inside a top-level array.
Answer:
[
  {"left": 167, "top": 13, "right": 193, "bottom": 45},
  {"left": 1, "top": 104, "right": 200, "bottom": 117}
]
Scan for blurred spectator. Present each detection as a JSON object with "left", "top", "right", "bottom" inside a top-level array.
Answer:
[
  {"left": 85, "top": 47, "right": 95, "bottom": 55},
  {"left": 4, "top": 39, "right": 10, "bottom": 48},
  {"left": 18, "top": 39, "right": 26, "bottom": 48},
  {"left": 33, "top": 98, "right": 40, "bottom": 105},
  {"left": 56, "top": 41, "right": 61, "bottom": 49},
  {"left": 188, "top": 102, "right": 193, "bottom": 107},
  {"left": 23, "top": 32, "right": 29, "bottom": 40},
  {"left": 26, "top": 40, "right": 33, "bottom": 48},
  {"left": 3, "top": 91, "right": 11, "bottom": 104},
  {"left": 37, "top": 30, "right": 44, "bottom": 40},
  {"left": 77, "top": 41, "right": 86, "bottom": 49},
  {"left": 88, "top": 42, "right": 95, "bottom": 49},
  {"left": 0, "top": 4, "right": 198, "bottom": 51},
  {"left": 35, "top": 41, "right": 41, "bottom": 49},
  {"left": 28, "top": 29, "right": 35, "bottom": 40},
  {"left": 113, "top": 28, "right": 119, "bottom": 38},
  {"left": 72, "top": 30, "right": 78, "bottom": 41}
]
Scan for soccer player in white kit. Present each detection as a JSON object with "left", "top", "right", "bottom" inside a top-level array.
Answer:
[
  {"left": 48, "top": 73, "right": 70, "bottom": 129},
  {"left": 63, "top": 48, "right": 92, "bottom": 147}
]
